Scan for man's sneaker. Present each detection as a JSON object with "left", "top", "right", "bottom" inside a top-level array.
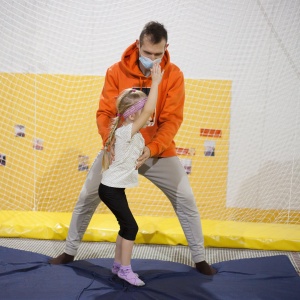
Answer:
[{"left": 49, "top": 253, "right": 74, "bottom": 265}]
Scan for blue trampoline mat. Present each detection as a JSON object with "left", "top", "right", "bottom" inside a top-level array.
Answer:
[{"left": 0, "top": 246, "right": 300, "bottom": 300}]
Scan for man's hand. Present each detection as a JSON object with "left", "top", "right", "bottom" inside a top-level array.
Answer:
[{"left": 136, "top": 146, "right": 150, "bottom": 169}]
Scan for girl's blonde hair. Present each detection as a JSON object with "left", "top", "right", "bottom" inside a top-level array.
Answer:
[{"left": 102, "top": 88, "right": 147, "bottom": 172}]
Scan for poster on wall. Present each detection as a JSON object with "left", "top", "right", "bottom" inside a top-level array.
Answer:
[
  {"left": 15, "top": 125, "right": 25, "bottom": 137},
  {"left": 175, "top": 147, "right": 195, "bottom": 156},
  {"left": 33, "top": 138, "right": 44, "bottom": 150},
  {"left": 0, "top": 154, "right": 6, "bottom": 166},
  {"left": 204, "top": 141, "right": 215, "bottom": 156},
  {"left": 200, "top": 128, "right": 222, "bottom": 138},
  {"left": 78, "top": 155, "right": 89, "bottom": 171},
  {"left": 176, "top": 147, "right": 195, "bottom": 175},
  {"left": 180, "top": 158, "right": 192, "bottom": 175}
]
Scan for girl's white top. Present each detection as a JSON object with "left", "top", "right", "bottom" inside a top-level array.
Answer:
[{"left": 101, "top": 123, "right": 144, "bottom": 188}]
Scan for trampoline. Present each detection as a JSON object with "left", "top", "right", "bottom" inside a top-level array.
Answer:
[{"left": 1, "top": 245, "right": 300, "bottom": 300}]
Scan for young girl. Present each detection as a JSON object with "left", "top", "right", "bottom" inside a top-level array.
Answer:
[{"left": 98, "top": 63, "right": 163, "bottom": 286}]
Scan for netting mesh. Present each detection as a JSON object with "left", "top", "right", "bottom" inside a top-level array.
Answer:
[{"left": 0, "top": 0, "right": 299, "bottom": 224}]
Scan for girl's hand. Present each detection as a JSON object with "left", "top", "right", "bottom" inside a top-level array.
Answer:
[{"left": 151, "top": 63, "right": 164, "bottom": 85}]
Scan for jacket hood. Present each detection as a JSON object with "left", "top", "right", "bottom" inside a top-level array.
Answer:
[{"left": 120, "top": 41, "right": 170, "bottom": 78}]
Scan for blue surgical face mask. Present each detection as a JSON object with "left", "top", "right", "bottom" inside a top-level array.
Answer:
[{"left": 139, "top": 55, "right": 162, "bottom": 69}]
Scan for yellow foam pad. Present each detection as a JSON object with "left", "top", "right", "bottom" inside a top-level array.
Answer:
[{"left": 0, "top": 210, "right": 299, "bottom": 251}]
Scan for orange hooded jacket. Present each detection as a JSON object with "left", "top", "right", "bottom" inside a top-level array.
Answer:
[{"left": 96, "top": 42, "right": 185, "bottom": 157}]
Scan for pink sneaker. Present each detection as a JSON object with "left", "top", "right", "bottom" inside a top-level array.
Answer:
[
  {"left": 118, "top": 265, "right": 145, "bottom": 286},
  {"left": 111, "top": 262, "right": 122, "bottom": 275},
  {"left": 111, "top": 262, "right": 139, "bottom": 277}
]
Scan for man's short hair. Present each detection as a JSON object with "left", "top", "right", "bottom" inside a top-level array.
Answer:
[{"left": 139, "top": 21, "right": 168, "bottom": 45}]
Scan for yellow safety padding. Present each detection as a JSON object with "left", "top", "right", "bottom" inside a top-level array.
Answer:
[
  {"left": 202, "top": 220, "right": 300, "bottom": 251},
  {"left": 0, "top": 211, "right": 299, "bottom": 251}
]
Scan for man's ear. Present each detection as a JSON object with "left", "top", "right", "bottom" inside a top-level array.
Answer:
[{"left": 136, "top": 39, "right": 140, "bottom": 48}]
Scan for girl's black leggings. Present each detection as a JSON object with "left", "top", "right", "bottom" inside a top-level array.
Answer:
[{"left": 98, "top": 183, "right": 138, "bottom": 241}]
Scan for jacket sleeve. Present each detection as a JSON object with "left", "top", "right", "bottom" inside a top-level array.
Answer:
[
  {"left": 96, "top": 67, "right": 119, "bottom": 146},
  {"left": 147, "top": 67, "right": 185, "bottom": 156}
]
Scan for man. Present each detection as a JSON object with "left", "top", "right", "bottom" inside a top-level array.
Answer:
[{"left": 50, "top": 21, "right": 216, "bottom": 275}]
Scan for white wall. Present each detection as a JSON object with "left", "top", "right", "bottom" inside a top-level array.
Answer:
[{"left": 1, "top": 0, "right": 299, "bottom": 211}]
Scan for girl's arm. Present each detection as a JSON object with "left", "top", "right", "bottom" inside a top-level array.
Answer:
[{"left": 131, "top": 64, "right": 163, "bottom": 136}]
